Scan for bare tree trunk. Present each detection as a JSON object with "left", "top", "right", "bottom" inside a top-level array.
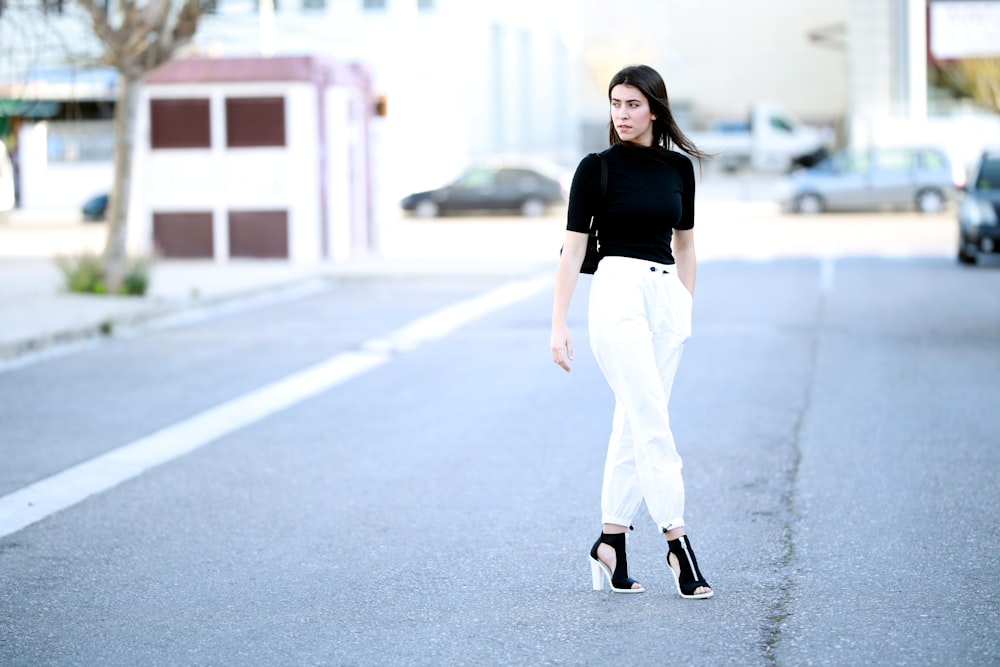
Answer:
[
  {"left": 73, "top": 0, "right": 203, "bottom": 292},
  {"left": 103, "top": 73, "right": 140, "bottom": 293}
]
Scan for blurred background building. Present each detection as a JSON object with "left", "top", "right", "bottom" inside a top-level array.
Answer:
[
  {"left": 191, "top": 0, "right": 583, "bottom": 220},
  {"left": 575, "top": 0, "right": 849, "bottom": 148},
  {"left": 2, "top": 0, "right": 999, "bottom": 231},
  {"left": 847, "top": 0, "right": 1000, "bottom": 174}
]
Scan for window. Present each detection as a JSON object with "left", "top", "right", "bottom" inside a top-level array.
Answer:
[
  {"left": 47, "top": 121, "right": 114, "bottom": 163},
  {"left": 919, "top": 151, "right": 946, "bottom": 171},
  {"left": 496, "top": 169, "right": 540, "bottom": 192},
  {"left": 225, "top": 97, "right": 285, "bottom": 147},
  {"left": 418, "top": 0, "right": 433, "bottom": 9},
  {"left": 769, "top": 116, "right": 794, "bottom": 132},
  {"left": 834, "top": 152, "right": 870, "bottom": 175},
  {"left": 41, "top": 0, "right": 64, "bottom": 14},
  {"left": 457, "top": 167, "right": 495, "bottom": 188},
  {"left": 362, "top": 0, "right": 386, "bottom": 9},
  {"left": 976, "top": 157, "right": 1000, "bottom": 191},
  {"left": 150, "top": 98, "right": 211, "bottom": 149},
  {"left": 301, "top": 0, "right": 325, "bottom": 8},
  {"left": 875, "top": 150, "right": 914, "bottom": 173}
]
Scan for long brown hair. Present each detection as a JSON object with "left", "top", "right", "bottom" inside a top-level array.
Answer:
[{"left": 607, "top": 65, "right": 712, "bottom": 163}]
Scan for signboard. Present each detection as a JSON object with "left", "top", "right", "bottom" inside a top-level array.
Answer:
[{"left": 930, "top": 0, "right": 1000, "bottom": 59}]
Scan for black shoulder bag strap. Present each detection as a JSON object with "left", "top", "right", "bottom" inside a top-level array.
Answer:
[
  {"left": 598, "top": 151, "right": 608, "bottom": 199},
  {"left": 579, "top": 152, "right": 607, "bottom": 274},
  {"left": 560, "top": 151, "right": 607, "bottom": 274}
]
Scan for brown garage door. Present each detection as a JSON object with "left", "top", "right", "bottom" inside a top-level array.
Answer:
[
  {"left": 153, "top": 212, "right": 214, "bottom": 258},
  {"left": 228, "top": 210, "right": 288, "bottom": 258}
]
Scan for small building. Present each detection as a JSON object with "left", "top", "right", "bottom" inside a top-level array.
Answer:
[{"left": 133, "top": 55, "right": 373, "bottom": 263}]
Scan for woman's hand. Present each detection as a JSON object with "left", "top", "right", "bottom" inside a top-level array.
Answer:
[
  {"left": 551, "top": 231, "right": 588, "bottom": 373},
  {"left": 672, "top": 228, "right": 697, "bottom": 297},
  {"left": 550, "top": 323, "right": 574, "bottom": 372}
]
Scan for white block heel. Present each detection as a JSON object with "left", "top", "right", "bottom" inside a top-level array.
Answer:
[
  {"left": 590, "top": 557, "right": 605, "bottom": 591},
  {"left": 589, "top": 532, "right": 645, "bottom": 593}
]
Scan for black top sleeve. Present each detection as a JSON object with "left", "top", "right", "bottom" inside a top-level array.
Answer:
[
  {"left": 566, "top": 152, "right": 602, "bottom": 234},
  {"left": 673, "top": 151, "right": 696, "bottom": 231}
]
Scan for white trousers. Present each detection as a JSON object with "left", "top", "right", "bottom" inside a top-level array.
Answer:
[{"left": 588, "top": 256, "right": 693, "bottom": 533}]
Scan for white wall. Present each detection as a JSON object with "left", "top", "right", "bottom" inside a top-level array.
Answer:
[
  {"left": 847, "top": 0, "right": 898, "bottom": 123},
  {"left": 0, "top": 143, "right": 15, "bottom": 212},
  {"left": 17, "top": 122, "right": 112, "bottom": 211}
]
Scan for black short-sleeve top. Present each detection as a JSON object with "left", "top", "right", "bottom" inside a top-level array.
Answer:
[{"left": 566, "top": 142, "right": 695, "bottom": 265}]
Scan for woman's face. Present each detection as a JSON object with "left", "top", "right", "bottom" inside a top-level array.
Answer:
[{"left": 610, "top": 84, "right": 656, "bottom": 146}]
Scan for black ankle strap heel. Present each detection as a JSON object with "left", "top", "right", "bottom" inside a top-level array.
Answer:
[
  {"left": 589, "top": 532, "right": 644, "bottom": 593},
  {"left": 666, "top": 534, "right": 713, "bottom": 599}
]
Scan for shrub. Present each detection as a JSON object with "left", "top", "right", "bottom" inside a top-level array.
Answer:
[{"left": 55, "top": 253, "right": 152, "bottom": 296}]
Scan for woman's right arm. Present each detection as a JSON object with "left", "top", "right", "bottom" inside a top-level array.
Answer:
[
  {"left": 551, "top": 153, "right": 600, "bottom": 372},
  {"left": 550, "top": 230, "right": 588, "bottom": 372}
]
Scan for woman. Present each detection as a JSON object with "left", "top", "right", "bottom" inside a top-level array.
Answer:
[{"left": 550, "top": 64, "right": 713, "bottom": 599}]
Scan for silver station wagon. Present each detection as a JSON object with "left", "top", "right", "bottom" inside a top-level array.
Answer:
[{"left": 778, "top": 147, "right": 956, "bottom": 214}]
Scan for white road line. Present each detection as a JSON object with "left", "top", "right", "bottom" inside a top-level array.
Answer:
[{"left": 0, "top": 274, "right": 552, "bottom": 539}]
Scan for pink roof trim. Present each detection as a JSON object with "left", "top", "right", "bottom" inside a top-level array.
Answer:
[{"left": 147, "top": 56, "right": 369, "bottom": 87}]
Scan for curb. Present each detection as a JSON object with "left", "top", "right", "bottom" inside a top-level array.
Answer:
[{"left": 0, "top": 275, "right": 335, "bottom": 370}]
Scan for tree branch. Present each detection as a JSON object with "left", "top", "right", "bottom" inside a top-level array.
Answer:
[
  {"left": 73, "top": 0, "right": 117, "bottom": 51},
  {"left": 164, "top": 0, "right": 201, "bottom": 61}
]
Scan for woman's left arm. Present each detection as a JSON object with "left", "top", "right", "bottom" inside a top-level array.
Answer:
[{"left": 672, "top": 227, "right": 696, "bottom": 297}]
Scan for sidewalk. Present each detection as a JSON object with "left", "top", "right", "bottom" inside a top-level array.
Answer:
[{"left": 0, "top": 215, "right": 553, "bottom": 366}]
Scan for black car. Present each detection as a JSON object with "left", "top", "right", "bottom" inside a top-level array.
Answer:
[
  {"left": 958, "top": 149, "right": 1000, "bottom": 265},
  {"left": 401, "top": 157, "right": 569, "bottom": 218},
  {"left": 82, "top": 192, "right": 109, "bottom": 221}
]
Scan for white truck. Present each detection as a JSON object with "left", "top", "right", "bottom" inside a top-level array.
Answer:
[{"left": 685, "top": 103, "right": 828, "bottom": 172}]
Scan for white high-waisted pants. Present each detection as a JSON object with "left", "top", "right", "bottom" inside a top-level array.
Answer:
[{"left": 588, "top": 256, "right": 693, "bottom": 533}]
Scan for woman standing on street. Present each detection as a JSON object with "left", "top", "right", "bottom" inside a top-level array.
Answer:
[{"left": 550, "top": 64, "right": 713, "bottom": 599}]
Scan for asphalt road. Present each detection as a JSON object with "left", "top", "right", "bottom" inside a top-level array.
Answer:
[{"left": 2, "top": 212, "right": 999, "bottom": 665}]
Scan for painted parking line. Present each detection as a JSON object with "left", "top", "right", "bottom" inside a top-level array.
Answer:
[{"left": 0, "top": 274, "right": 552, "bottom": 539}]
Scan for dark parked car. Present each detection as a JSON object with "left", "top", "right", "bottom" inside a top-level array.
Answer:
[
  {"left": 778, "top": 146, "right": 956, "bottom": 214},
  {"left": 401, "top": 157, "right": 569, "bottom": 218},
  {"left": 82, "top": 192, "right": 109, "bottom": 221},
  {"left": 958, "top": 149, "right": 1000, "bottom": 265}
]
